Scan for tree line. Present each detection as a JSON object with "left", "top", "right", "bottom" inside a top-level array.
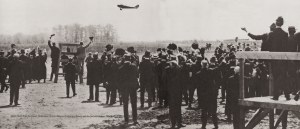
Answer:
[{"left": 0, "top": 23, "right": 118, "bottom": 46}]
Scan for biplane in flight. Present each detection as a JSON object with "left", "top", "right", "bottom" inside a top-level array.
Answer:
[{"left": 117, "top": 4, "right": 139, "bottom": 10}]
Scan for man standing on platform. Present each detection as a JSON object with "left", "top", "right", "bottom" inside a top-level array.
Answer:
[
  {"left": 76, "top": 39, "right": 92, "bottom": 84},
  {"left": 242, "top": 23, "right": 276, "bottom": 51},
  {"left": 268, "top": 16, "right": 290, "bottom": 100},
  {"left": 48, "top": 34, "right": 60, "bottom": 81},
  {"left": 286, "top": 26, "right": 298, "bottom": 94},
  {"left": 293, "top": 29, "right": 300, "bottom": 101}
]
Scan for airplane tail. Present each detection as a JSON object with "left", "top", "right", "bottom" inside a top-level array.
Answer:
[{"left": 135, "top": 5, "right": 139, "bottom": 8}]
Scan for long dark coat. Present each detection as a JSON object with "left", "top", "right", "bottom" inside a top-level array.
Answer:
[
  {"left": 157, "top": 61, "right": 168, "bottom": 91},
  {"left": 101, "top": 52, "right": 114, "bottom": 86},
  {"left": 8, "top": 59, "right": 24, "bottom": 84},
  {"left": 19, "top": 54, "right": 31, "bottom": 80},
  {"left": 35, "top": 54, "right": 47, "bottom": 80},
  {"left": 87, "top": 59, "right": 103, "bottom": 85},
  {"left": 64, "top": 62, "right": 77, "bottom": 81},
  {"left": 0, "top": 56, "right": 9, "bottom": 77},
  {"left": 163, "top": 62, "right": 182, "bottom": 124},
  {"left": 139, "top": 58, "right": 155, "bottom": 88},
  {"left": 225, "top": 74, "right": 239, "bottom": 116},
  {"left": 118, "top": 62, "right": 139, "bottom": 91},
  {"left": 268, "top": 28, "right": 288, "bottom": 52},
  {"left": 196, "top": 67, "right": 218, "bottom": 112}
]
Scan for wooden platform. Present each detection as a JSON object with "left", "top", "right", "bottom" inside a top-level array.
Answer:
[
  {"left": 237, "top": 52, "right": 300, "bottom": 129},
  {"left": 239, "top": 96, "right": 300, "bottom": 112}
]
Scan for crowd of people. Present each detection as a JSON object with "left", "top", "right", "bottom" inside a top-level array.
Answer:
[
  {"left": 0, "top": 44, "right": 48, "bottom": 90},
  {"left": 1, "top": 16, "right": 300, "bottom": 129},
  {"left": 0, "top": 45, "right": 49, "bottom": 104}
]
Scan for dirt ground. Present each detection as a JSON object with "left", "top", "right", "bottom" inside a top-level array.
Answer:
[{"left": 0, "top": 58, "right": 300, "bottom": 129}]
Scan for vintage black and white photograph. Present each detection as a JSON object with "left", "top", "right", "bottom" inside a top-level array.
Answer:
[{"left": 1, "top": 0, "right": 300, "bottom": 129}]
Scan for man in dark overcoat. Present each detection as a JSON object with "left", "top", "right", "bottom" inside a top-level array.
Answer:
[
  {"left": 101, "top": 44, "right": 117, "bottom": 105},
  {"left": 19, "top": 49, "right": 28, "bottom": 88},
  {"left": 8, "top": 53, "right": 24, "bottom": 106},
  {"left": 165, "top": 56, "right": 185, "bottom": 128},
  {"left": 35, "top": 50, "right": 47, "bottom": 83},
  {"left": 87, "top": 53, "right": 103, "bottom": 102},
  {"left": 157, "top": 54, "right": 169, "bottom": 108},
  {"left": 64, "top": 58, "right": 77, "bottom": 98},
  {"left": 197, "top": 60, "right": 219, "bottom": 129},
  {"left": 119, "top": 53, "right": 139, "bottom": 124},
  {"left": 139, "top": 51, "right": 155, "bottom": 108},
  {"left": 268, "top": 17, "right": 289, "bottom": 100}
]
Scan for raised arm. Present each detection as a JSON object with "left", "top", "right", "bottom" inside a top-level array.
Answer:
[
  {"left": 48, "top": 34, "right": 55, "bottom": 48},
  {"left": 241, "top": 27, "right": 266, "bottom": 40},
  {"left": 248, "top": 33, "right": 267, "bottom": 40},
  {"left": 84, "top": 41, "right": 92, "bottom": 48},
  {"left": 48, "top": 40, "right": 52, "bottom": 48}
]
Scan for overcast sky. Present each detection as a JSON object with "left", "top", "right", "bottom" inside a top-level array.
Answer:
[{"left": 0, "top": 0, "right": 300, "bottom": 41}]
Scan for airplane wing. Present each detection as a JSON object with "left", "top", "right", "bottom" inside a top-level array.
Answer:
[{"left": 118, "top": 4, "right": 139, "bottom": 10}]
